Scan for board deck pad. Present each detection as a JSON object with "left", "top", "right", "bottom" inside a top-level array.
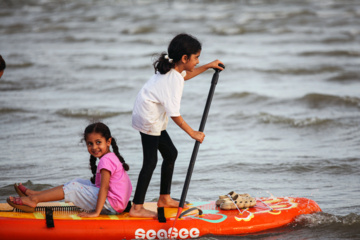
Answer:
[{"left": 0, "top": 201, "right": 182, "bottom": 220}]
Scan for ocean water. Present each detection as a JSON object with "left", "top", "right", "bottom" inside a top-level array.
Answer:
[{"left": 0, "top": 0, "right": 359, "bottom": 239}]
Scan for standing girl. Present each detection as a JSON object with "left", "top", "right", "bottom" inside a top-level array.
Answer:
[
  {"left": 131, "top": 33, "right": 224, "bottom": 218},
  {"left": 7, "top": 122, "right": 132, "bottom": 217}
]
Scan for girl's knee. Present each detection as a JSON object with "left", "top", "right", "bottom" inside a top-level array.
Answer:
[
  {"left": 164, "top": 148, "right": 178, "bottom": 163},
  {"left": 172, "top": 149, "right": 178, "bottom": 161},
  {"left": 142, "top": 161, "right": 157, "bottom": 174}
]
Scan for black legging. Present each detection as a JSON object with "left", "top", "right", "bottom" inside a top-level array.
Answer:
[{"left": 133, "top": 130, "right": 178, "bottom": 204}]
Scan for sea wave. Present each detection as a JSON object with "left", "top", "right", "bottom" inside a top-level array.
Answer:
[
  {"left": 220, "top": 92, "right": 271, "bottom": 103},
  {"left": 321, "top": 35, "right": 356, "bottom": 44},
  {"left": 221, "top": 91, "right": 360, "bottom": 110},
  {"left": 211, "top": 25, "right": 267, "bottom": 36},
  {"left": 0, "top": 79, "right": 47, "bottom": 91},
  {"left": 62, "top": 36, "right": 117, "bottom": 43},
  {"left": 121, "top": 26, "right": 156, "bottom": 35},
  {"left": 253, "top": 65, "right": 342, "bottom": 75},
  {"left": 1, "top": 23, "right": 31, "bottom": 34},
  {"left": 36, "top": 25, "right": 70, "bottom": 33},
  {"left": 286, "top": 158, "right": 360, "bottom": 175},
  {"left": 299, "top": 50, "right": 360, "bottom": 57},
  {"left": 80, "top": 65, "right": 119, "bottom": 70},
  {"left": 257, "top": 112, "right": 333, "bottom": 127},
  {"left": 0, "top": 107, "right": 26, "bottom": 114},
  {"left": 56, "top": 108, "right": 130, "bottom": 118},
  {"left": 328, "top": 72, "right": 360, "bottom": 82},
  {"left": 298, "top": 93, "right": 360, "bottom": 109},
  {"left": 6, "top": 62, "right": 34, "bottom": 69},
  {"left": 250, "top": 158, "right": 360, "bottom": 175},
  {"left": 293, "top": 212, "right": 360, "bottom": 228}
]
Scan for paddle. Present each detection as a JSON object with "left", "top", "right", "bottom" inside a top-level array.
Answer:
[{"left": 170, "top": 63, "right": 225, "bottom": 238}]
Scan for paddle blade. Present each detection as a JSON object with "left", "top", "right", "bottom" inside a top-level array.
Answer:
[{"left": 169, "top": 207, "right": 183, "bottom": 239}]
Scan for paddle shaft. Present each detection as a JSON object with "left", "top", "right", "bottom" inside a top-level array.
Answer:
[{"left": 178, "top": 68, "right": 221, "bottom": 210}]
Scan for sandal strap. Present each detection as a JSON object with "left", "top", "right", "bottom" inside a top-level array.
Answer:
[
  {"left": 18, "top": 184, "right": 28, "bottom": 194},
  {"left": 12, "top": 197, "right": 23, "bottom": 205}
]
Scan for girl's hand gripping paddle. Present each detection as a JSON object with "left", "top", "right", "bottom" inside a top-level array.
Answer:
[{"left": 170, "top": 63, "right": 225, "bottom": 239}]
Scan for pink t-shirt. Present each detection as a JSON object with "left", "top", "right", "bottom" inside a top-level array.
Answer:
[{"left": 95, "top": 152, "right": 132, "bottom": 213}]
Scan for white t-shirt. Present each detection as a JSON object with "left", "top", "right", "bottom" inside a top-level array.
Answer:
[{"left": 132, "top": 69, "right": 186, "bottom": 136}]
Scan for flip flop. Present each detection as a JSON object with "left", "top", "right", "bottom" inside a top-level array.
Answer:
[
  {"left": 215, "top": 198, "right": 225, "bottom": 206},
  {"left": 218, "top": 191, "right": 237, "bottom": 200},
  {"left": 249, "top": 197, "right": 256, "bottom": 207},
  {"left": 7, "top": 197, "right": 35, "bottom": 213},
  {"left": 236, "top": 196, "right": 256, "bottom": 209},
  {"left": 14, "top": 183, "right": 28, "bottom": 197},
  {"left": 216, "top": 192, "right": 252, "bottom": 206},
  {"left": 219, "top": 195, "right": 257, "bottom": 210},
  {"left": 216, "top": 191, "right": 238, "bottom": 206},
  {"left": 233, "top": 193, "right": 251, "bottom": 199},
  {"left": 219, "top": 198, "right": 237, "bottom": 210}
]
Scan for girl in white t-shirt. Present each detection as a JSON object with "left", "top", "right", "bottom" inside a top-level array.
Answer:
[
  {"left": 130, "top": 33, "right": 224, "bottom": 218},
  {"left": 7, "top": 122, "right": 132, "bottom": 217}
]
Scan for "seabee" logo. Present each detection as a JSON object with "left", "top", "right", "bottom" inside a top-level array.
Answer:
[{"left": 135, "top": 227, "right": 200, "bottom": 239}]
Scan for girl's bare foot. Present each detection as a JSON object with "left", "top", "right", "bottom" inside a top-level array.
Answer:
[
  {"left": 157, "top": 194, "right": 189, "bottom": 208},
  {"left": 129, "top": 204, "right": 157, "bottom": 218}
]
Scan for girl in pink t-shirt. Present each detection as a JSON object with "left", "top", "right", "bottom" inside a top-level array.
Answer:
[{"left": 7, "top": 122, "right": 132, "bottom": 217}]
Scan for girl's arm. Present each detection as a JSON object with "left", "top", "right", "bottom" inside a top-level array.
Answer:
[
  {"left": 184, "top": 59, "right": 224, "bottom": 81},
  {"left": 78, "top": 169, "right": 110, "bottom": 218},
  {"left": 171, "top": 116, "right": 205, "bottom": 143}
]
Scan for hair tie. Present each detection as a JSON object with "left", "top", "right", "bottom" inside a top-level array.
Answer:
[{"left": 164, "top": 54, "right": 173, "bottom": 63}]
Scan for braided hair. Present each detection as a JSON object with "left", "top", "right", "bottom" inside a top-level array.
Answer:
[
  {"left": 84, "top": 122, "right": 129, "bottom": 184},
  {"left": 153, "top": 33, "right": 202, "bottom": 74}
]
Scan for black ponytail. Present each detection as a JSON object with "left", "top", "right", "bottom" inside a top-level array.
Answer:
[
  {"left": 153, "top": 33, "right": 202, "bottom": 74},
  {"left": 153, "top": 52, "right": 174, "bottom": 74}
]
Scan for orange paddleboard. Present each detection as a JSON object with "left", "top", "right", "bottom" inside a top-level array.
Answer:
[{"left": 0, "top": 197, "right": 321, "bottom": 239}]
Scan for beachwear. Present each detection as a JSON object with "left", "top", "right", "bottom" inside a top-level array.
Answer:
[
  {"left": 63, "top": 178, "right": 117, "bottom": 214},
  {"left": 131, "top": 69, "right": 185, "bottom": 204},
  {"left": 63, "top": 152, "right": 132, "bottom": 213},
  {"left": 132, "top": 130, "right": 178, "bottom": 204},
  {"left": 132, "top": 69, "right": 186, "bottom": 136},
  {"left": 95, "top": 152, "right": 132, "bottom": 212}
]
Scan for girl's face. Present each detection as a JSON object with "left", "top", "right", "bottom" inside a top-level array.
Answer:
[
  {"left": 183, "top": 50, "right": 201, "bottom": 72},
  {"left": 86, "top": 132, "right": 111, "bottom": 158}
]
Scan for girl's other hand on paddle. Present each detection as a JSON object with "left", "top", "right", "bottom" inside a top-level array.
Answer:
[
  {"left": 208, "top": 59, "right": 224, "bottom": 71},
  {"left": 192, "top": 131, "right": 205, "bottom": 143}
]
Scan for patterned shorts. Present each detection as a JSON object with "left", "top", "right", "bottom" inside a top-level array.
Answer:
[{"left": 63, "top": 178, "right": 117, "bottom": 214}]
